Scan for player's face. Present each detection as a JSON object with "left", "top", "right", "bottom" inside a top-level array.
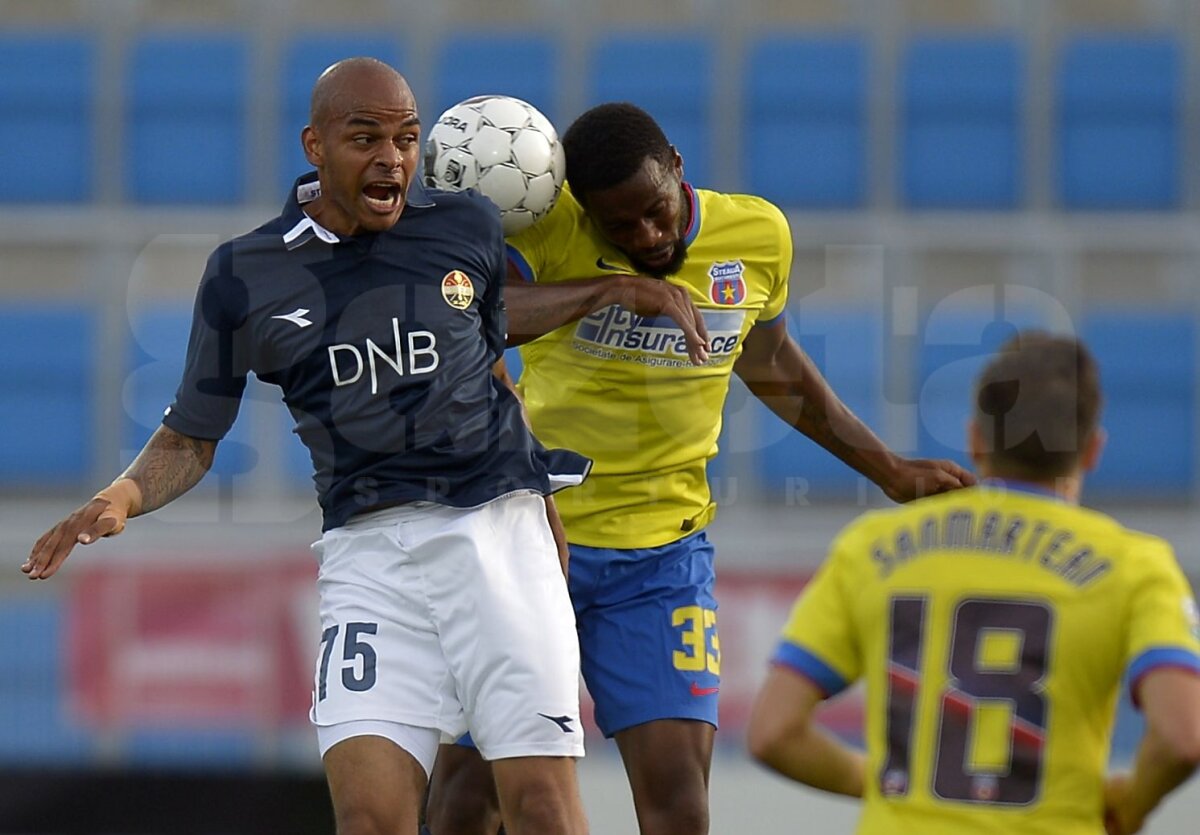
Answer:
[
  {"left": 583, "top": 153, "right": 689, "bottom": 278},
  {"left": 302, "top": 76, "right": 421, "bottom": 236}
]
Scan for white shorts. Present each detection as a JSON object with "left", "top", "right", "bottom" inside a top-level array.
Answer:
[{"left": 309, "top": 491, "right": 584, "bottom": 765}]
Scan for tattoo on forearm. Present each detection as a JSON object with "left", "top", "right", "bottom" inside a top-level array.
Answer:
[{"left": 121, "top": 427, "right": 215, "bottom": 515}]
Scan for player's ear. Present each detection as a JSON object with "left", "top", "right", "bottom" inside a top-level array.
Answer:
[
  {"left": 301, "top": 125, "right": 323, "bottom": 167},
  {"left": 1080, "top": 427, "right": 1106, "bottom": 474},
  {"left": 669, "top": 145, "right": 684, "bottom": 180}
]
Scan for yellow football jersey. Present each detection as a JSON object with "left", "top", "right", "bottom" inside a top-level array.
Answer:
[
  {"left": 507, "top": 183, "right": 791, "bottom": 548},
  {"left": 775, "top": 483, "right": 1200, "bottom": 835}
]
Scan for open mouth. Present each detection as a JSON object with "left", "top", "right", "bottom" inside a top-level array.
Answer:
[{"left": 362, "top": 182, "right": 404, "bottom": 212}]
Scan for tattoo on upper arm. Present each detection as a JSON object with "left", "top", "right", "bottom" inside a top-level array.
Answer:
[{"left": 122, "top": 426, "right": 216, "bottom": 514}]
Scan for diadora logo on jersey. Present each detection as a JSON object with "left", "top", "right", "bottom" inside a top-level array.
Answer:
[
  {"left": 708, "top": 261, "right": 746, "bottom": 306},
  {"left": 1184, "top": 596, "right": 1200, "bottom": 639},
  {"left": 271, "top": 307, "right": 314, "bottom": 328},
  {"left": 573, "top": 305, "right": 746, "bottom": 366},
  {"left": 441, "top": 270, "right": 474, "bottom": 310}
]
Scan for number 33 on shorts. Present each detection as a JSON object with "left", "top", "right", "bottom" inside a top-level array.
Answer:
[{"left": 672, "top": 605, "right": 720, "bottom": 675}]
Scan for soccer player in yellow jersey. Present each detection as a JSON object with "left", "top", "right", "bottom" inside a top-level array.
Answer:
[
  {"left": 425, "top": 102, "right": 973, "bottom": 835},
  {"left": 748, "top": 333, "right": 1200, "bottom": 835}
]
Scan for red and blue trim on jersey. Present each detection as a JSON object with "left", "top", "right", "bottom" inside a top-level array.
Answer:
[
  {"left": 1127, "top": 645, "right": 1200, "bottom": 708},
  {"left": 772, "top": 641, "right": 850, "bottom": 698}
]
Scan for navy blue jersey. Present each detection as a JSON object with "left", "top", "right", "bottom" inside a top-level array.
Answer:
[{"left": 164, "top": 174, "right": 589, "bottom": 531}]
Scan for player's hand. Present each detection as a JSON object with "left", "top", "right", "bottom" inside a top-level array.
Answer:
[
  {"left": 882, "top": 457, "right": 976, "bottom": 503},
  {"left": 612, "top": 276, "right": 710, "bottom": 365},
  {"left": 22, "top": 479, "right": 141, "bottom": 580},
  {"left": 1103, "top": 772, "right": 1145, "bottom": 835}
]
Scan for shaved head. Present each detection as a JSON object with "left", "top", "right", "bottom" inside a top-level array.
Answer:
[{"left": 309, "top": 57, "right": 413, "bottom": 130}]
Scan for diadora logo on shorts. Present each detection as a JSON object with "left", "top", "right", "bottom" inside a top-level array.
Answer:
[
  {"left": 327, "top": 318, "right": 440, "bottom": 394},
  {"left": 708, "top": 261, "right": 746, "bottom": 306},
  {"left": 537, "top": 713, "right": 576, "bottom": 734},
  {"left": 441, "top": 270, "right": 475, "bottom": 310},
  {"left": 573, "top": 305, "right": 746, "bottom": 366}
]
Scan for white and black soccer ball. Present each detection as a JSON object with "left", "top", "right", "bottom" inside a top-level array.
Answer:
[{"left": 424, "top": 95, "right": 566, "bottom": 235}]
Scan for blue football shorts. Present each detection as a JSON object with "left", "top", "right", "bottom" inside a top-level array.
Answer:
[{"left": 569, "top": 530, "right": 719, "bottom": 737}]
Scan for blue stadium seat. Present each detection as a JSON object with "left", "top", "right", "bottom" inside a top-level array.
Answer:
[
  {"left": 431, "top": 32, "right": 559, "bottom": 127},
  {"left": 753, "top": 307, "right": 884, "bottom": 500},
  {"left": 126, "top": 34, "right": 249, "bottom": 204},
  {"left": 1058, "top": 35, "right": 1182, "bottom": 209},
  {"left": 0, "top": 32, "right": 94, "bottom": 202},
  {"left": 126, "top": 306, "right": 257, "bottom": 480},
  {"left": 588, "top": 34, "right": 714, "bottom": 188},
  {"left": 277, "top": 34, "right": 403, "bottom": 200},
  {"left": 1082, "top": 310, "right": 1194, "bottom": 498},
  {"left": 0, "top": 599, "right": 94, "bottom": 762},
  {"left": 0, "top": 306, "right": 93, "bottom": 484},
  {"left": 916, "top": 303, "right": 1050, "bottom": 468},
  {"left": 901, "top": 35, "right": 1024, "bottom": 209},
  {"left": 744, "top": 34, "right": 868, "bottom": 208}
]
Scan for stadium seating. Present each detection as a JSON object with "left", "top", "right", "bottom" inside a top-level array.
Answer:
[
  {"left": 587, "top": 33, "right": 714, "bottom": 188},
  {"left": 753, "top": 306, "right": 885, "bottom": 499},
  {"left": 126, "top": 33, "right": 249, "bottom": 204},
  {"left": 277, "top": 33, "right": 404, "bottom": 200},
  {"left": 430, "top": 32, "right": 559, "bottom": 128},
  {"left": 0, "top": 32, "right": 94, "bottom": 202},
  {"left": 915, "top": 300, "right": 1051, "bottom": 469},
  {"left": 1057, "top": 35, "right": 1182, "bottom": 209},
  {"left": 1083, "top": 310, "right": 1195, "bottom": 498},
  {"left": 743, "top": 34, "right": 869, "bottom": 208},
  {"left": 0, "top": 599, "right": 94, "bottom": 761},
  {"left": 125, "top": 306, "right": 258, "bottom": 481},
  {"left": 0, "top": 306, "right": 93, "bottom": 484},
  {"left": 901, "top": 34, "right": 1024, "bottom": 209}
]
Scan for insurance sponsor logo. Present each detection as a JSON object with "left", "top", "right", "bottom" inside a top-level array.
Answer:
[{"left": 572, "top": 305, "right": 745, "bottom": 367}]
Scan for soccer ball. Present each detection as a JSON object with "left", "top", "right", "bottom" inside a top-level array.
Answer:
[{"left": 424, "top": 95, "right": 566, "bottom": 235}]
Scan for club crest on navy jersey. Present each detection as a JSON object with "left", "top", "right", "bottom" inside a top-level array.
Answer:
[
  {"left": 708, "top": 261, "right": 746, "bottom": 306},
  {"left": 441, "top": 270, "right": 475, "bottom": 310}
]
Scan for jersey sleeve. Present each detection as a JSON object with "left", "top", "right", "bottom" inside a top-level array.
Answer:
[
  {"left": 756, "top": 203, "right": 792, "bottom": 327},
  {"left": 1123, "top": 537, "right": 1200, "bottom": 706},
  {"left": 505, "top": 190, "right": 575, "bottom": 284},
  {"left": 480, "top": 223, "right": 509, "bottom": 362},
  {"left": 771, "top": 534, "right": 862, "bottom": 698},
  {"left": 161, "top": 246, "right": 251, "bottom": 441}
]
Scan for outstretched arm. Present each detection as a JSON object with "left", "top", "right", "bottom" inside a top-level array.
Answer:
[
  {"left": 747, "top": 666, "right": 865, "bottom": 797},
  {"left": 734, "top": 320, "right": 974, "bottom": 502},
  {"left": 503, "top": 262, "right": 710, "bottom": 365},
  {"left": 22, "top": 425, "right": 216, "bottom": 580}
]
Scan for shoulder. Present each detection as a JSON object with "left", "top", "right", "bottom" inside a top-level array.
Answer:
[
  {"left": 698, "top": 189, "right": 789, "bottom": 232},
  {"left": 423, "top": 187, "right": 504, "bottom": 234}
]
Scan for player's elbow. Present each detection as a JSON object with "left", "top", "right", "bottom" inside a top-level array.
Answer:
[
  {"left": 746, "top": 711, "right": 802, "bottom": 770},
  {"left": 1161, "top": 719, "right": 1200, "bottom": 768}
]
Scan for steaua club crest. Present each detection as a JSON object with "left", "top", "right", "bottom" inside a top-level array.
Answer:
[
  {"left": 708, "top": 261, "right": 746, "bottom": 305},
  {"left": 441, "top": 270, "right": 475, "bottom": 310}
]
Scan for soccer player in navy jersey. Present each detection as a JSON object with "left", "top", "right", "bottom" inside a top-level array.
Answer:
[{"left": 23, "top": 58, "right": 590, "bottom": 835}]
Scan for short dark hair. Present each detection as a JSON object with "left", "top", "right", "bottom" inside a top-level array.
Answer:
[
  {"left": 561, "top": 102, "right": 674, "bottom": 199},
  {"left": 974, "top": 332, "right": 1102, "bottom": 480}
]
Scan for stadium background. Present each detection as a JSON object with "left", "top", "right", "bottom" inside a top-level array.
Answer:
[{"left": 2, "top": 0, "right": 1199, "bottom": 831}]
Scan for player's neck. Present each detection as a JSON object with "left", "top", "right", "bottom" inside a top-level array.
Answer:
[{"left": 979, "top": 469, "right": 1082, "bottom": 504}]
